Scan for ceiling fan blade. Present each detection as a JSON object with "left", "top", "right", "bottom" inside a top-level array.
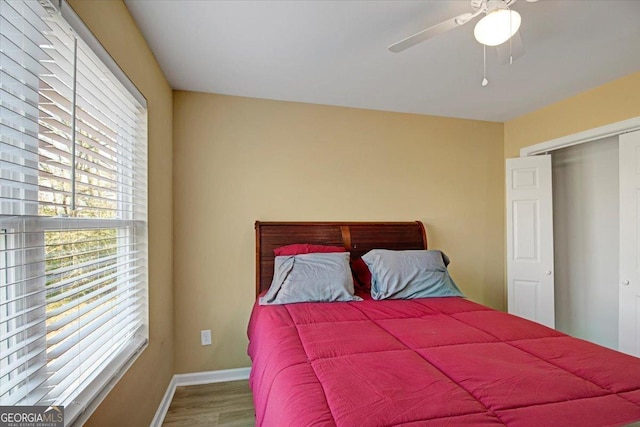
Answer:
[
  {"left": 388, "top": 13, "right": 475, "bottom": 53},
  {"left": 496, "top": 31, "right": 524, "bottom": 64}
]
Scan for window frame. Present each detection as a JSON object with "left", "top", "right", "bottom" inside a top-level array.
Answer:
[{"left": 0, "top": 0, "right": 149, "bottom": 424}]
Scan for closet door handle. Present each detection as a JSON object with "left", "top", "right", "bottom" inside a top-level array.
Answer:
[
  {"left": 545, "top": 270, "right": 552, "bottom": 276},
  {"left": 622, "top": 280, "right": 630, "bottom": 286}
]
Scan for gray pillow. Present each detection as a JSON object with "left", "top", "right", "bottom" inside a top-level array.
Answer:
[
  {"left": 259, "top": 252, "right": 362, "bottom": 305},
  {"left": 362, "top": 249, "right": 464, "bottom": 300}
]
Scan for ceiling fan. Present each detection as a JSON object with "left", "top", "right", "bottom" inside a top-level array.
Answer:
[{"left": 388, "top": 0, "right": 538, "bottom": 53}]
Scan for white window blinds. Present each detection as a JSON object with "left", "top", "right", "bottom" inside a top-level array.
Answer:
[{"left": 0, "top": 0, "right": 148, "bottom": 424}]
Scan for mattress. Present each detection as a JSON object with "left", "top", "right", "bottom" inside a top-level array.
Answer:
[{"left": 247, "top": 295, "right": 640, "bottom": 427}]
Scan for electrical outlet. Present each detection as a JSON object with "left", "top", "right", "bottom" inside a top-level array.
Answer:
[{"left": 201, "top": 329, "right": 212, "bottom": 346}]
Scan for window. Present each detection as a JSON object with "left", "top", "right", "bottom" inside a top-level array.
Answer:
[{"left": 0, "top": 0, "right": 148, "bottom": 424}]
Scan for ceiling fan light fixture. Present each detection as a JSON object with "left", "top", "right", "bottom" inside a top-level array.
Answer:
[{"left": 474, "top": 8, "right": 521, "bottom": 46}]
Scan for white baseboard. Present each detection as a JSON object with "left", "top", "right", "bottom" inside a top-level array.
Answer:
[
  {"left": 150, "top": 375, "right": 177, "bottom": 427},
  {"left": 150, "top": 367, "right": 251, "bottom": 427},
  {"left": 174, "top": 367, "right": 251, "bottom": 386}
]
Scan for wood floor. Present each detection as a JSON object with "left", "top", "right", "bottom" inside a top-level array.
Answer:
[{"left": 162, "top": 380, "right": 255, "bottom": 426}]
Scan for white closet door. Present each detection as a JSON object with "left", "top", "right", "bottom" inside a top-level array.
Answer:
[
  {"left": 619, "top": 129, "right": 640, "bottom": 356},
  {"left": 506, "top": 155, "right": 555, "bottom": 328}
]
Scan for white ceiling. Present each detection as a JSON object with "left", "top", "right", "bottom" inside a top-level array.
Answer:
[{"left": 124, "top": 0, "right": 640, "bottom": 122}]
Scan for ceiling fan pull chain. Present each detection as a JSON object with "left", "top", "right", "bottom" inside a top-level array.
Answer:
[
  {"left": 482, "top": 44, "right": 489, "bottom": 86},
  {"left": 509, "top": 7, "right": 514, "bottom": 64},
  {"left": 510, "top": 39, "right": 513, "bottom": 64}
]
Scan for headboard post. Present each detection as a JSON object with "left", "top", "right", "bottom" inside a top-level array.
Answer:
[
  {"left": 340, "top": 226, "right": 352, "bottom": 251},
  {"left": 254, "top": 221, "right": 427, "bottom": 296},
  {"left": 255, "top": 221, "right": 263, "bottom": 297},
  {"left": 417, "top": 221, "right": 427, "bottom": 249}
]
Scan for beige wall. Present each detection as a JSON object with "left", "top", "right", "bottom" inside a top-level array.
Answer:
[
  {"left": 504, "top": 71, "right": 640, "bottom": 158},
  {"left": 173, "top": 92, "right": 505, "bottom": 373},
  {"left": 68, "top": 1, "right": 174, "bottom": 426}
]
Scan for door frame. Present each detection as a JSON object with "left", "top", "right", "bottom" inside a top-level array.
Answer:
[
  {"left": 519, "top": 117, "right": 640, "bottom": 157},
  {"left": 514, "top": 116, "right": 640, "bottom": 354}
]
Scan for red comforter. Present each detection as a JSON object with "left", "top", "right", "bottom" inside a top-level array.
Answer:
[{"left": 247, "top": 296, "right": 640, "bottom": 426}]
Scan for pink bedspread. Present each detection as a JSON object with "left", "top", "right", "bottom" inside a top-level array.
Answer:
[{"left": 247, "top": 296, "right": 640, "bottom": 426}]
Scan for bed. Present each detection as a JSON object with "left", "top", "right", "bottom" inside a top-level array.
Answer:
[{"left": 248, "top": 221, "right": 640, "bottom": 426}]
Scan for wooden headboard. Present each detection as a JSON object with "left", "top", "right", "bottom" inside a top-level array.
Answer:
[{"left": 255, "top": 221, "right": 427, "bottom": 295}]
